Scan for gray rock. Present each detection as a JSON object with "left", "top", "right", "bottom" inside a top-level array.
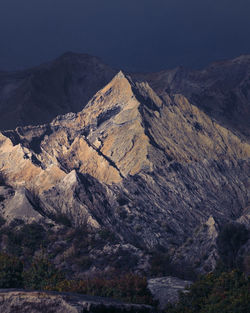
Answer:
[
  {"left": 148, "top": 276, "right": 192, "bottom": 310},
  {"left": 0, "top": 60, "right": 249, "bottom": 276}
]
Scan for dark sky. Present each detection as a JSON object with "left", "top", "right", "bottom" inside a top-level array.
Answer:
[{"left": 1, "top": 0, "right": 250, "bottom": 72}]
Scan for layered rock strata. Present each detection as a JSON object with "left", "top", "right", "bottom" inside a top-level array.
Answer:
[{"left": 0, "top": 69, "right": 249, "bottom": 273}]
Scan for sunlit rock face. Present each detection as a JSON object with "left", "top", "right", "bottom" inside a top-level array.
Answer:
[
  {"left": 135, "top": 55, "right": 250, "bottom": 139},
  {"left": 0, "top": 57, "right": 249, "bottom": 274}
]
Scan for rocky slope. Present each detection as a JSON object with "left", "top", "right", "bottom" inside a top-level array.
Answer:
[
  {"left": 136, "top": 55, "right": 250, "bottom": 139},
  {"left": 0, "top": 66, "right": 249, "bottom": 275}
]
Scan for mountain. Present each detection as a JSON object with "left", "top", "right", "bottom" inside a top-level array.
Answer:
[
  {"left": 0, "top": 52, "right": 117, "bottom": 130},
  {"left": 1, "top": 52, "right": 250, "bottom": 140},
  {"left": 0, "top": 64, "right": 249, "bottom": 276},
  {"left": 135, "top": 55, "right": 250, "bottom": 139}
]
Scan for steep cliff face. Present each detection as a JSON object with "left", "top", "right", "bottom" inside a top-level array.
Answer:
[{"left": 0, "top": 57, "right": 249, "bottom": 275}]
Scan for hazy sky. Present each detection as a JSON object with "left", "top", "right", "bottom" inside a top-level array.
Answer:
[{"left": 1, "top": 0, "right": 250, "bottom": 71}]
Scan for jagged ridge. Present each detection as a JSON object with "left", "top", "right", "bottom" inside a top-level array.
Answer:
[{"left": 0, "top": 69, "right": 249, "bottom": 274}]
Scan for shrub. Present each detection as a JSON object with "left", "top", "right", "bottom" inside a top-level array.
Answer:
[
  {"left": 0, "top": 215, "right": 6, "bottom": 227},
  {"left": 54, "top": 272, "right": 155, "bottom": 305},
  {"left": 243, "top": 255, "right": 250, "bottom": 275},
  {"left": 0, "top": 253, "right": 23, "bottom": 288},
  {"left": 23, "top": 256, "right": 64, "bottom": 290},
  {"left": 165, "top": 269, "right": 250, "bottom": 313},
  {"left": 98, "top": 228, "right": 117, "bottom": 243},
  {"left": 74, "top": 255, "right": 92, "bottom": 269},
  {"left": 217, "top": 222, "right": 249, "bottom": 270},
  {"left": 3, "top": 222, "right": 47, "bottom": 257},
  {"left": 53, "top": 213, "right": 72, "bottom": 227},
  {"left": 0, "top": 253, "right": 155, "bottom": 305},
  {"left": 149, "top": 251, "right": 172, "bottom": 276},
  {"left": 19, "top": 223, "right": 46, "bottom": 252}
]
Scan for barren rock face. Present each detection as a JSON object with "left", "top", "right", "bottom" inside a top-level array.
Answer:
[
  {"left": 0, "top": 57, "right": 249, "bottom": 274},
  {"left": 135, "top": 55, "right": 250, "bottom": 139}
]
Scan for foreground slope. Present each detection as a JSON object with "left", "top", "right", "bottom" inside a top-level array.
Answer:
[
  {"left": 0, "top": 71, "right": 249, "bottom": 273},
  {"left": 0, "top": 290, "right": 153, "bottom": 313}
]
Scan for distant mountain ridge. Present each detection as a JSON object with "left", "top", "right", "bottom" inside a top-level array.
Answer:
[
  {"left": 135, "top": 54, "right": 250, "bottom": 139},
  {"left": 0, "top": 52, "right": 117, "bottom": 130},
  {"left": 1, "top": 52, "right": 250, "bottom": 141}
]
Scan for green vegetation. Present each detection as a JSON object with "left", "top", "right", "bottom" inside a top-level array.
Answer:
[
  {"left": 98, "top": 228, "right": 118, "bottom": 243},
  {"left": 165, "top": 270, "right": 250, "bottom": 313},
  {"left": 149, "top": 250, "right": 172, "bottom": 277},
  {"left": 52, "top": 212, "right": 72, "bottom": 227},
  {"left": 53, "top": 273, "right": 155, "bottom": 305},
  {"left": 0, "top": 252, "right": 154, "bottom": 305},
  {"left": 1, "top": 250, "right": 249, "bottom": 311},
  {"left": 0, "top": 217, "right": 248, "bottom": 310},
  {"left": 0, "top": 253, "right": 23, "bottom": 288},
  {"left": 216, "top": 222, "right": 249, "bottom": 270},
  {"left": 23, "top": 256, "right": 64, "bottom": 290},
  {"left": 0, "top": 221, "right": 47, "bottom": 257},
  {"left": 0, "top": 218, "right": 137, "bottom": 280},
  {"left": 149, "top": 249, "right": 197, "bottom": 280},
  {"left": 0, "top": 215, "right": 6, "bottom": 227}
]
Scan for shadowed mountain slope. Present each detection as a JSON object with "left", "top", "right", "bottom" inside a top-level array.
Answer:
[
  {"left": 0, "top": 52, "right": 117, "bottom": 130},
  {"left": 135, "top": 55, "right": 250, "bottom": 139}
]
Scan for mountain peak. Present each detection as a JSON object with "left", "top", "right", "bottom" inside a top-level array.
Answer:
[
  {"left": 115, "top": 70, "right": 126, "bottom": 79},
  {"left": 106, "top": 70, "right": 133, "bottom": 89},
  {"left": 0, "top": 53, "right": 250, "bottom": 278}
]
